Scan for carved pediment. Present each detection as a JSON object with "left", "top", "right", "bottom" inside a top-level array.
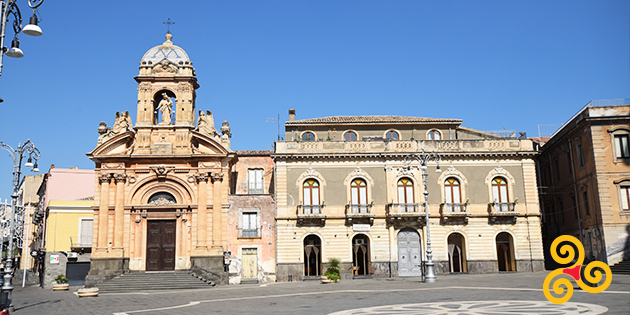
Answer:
[
  {"left": 89, "top": 131, "right": 135, "bottom": 157},
  {"left": 191, "top": 131, "right": 229, "bottom": 155}
]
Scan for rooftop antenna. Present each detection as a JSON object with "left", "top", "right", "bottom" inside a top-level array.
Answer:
[
  {"left": 266, "top": 114, "right": 281, "bottom": 141},
  {"left": 163, "top": 18, "right": 175, "bottom": 34}
]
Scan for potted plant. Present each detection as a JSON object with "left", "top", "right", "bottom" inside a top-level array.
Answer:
[
  {"left": 52, "top": 274, "right": 69, "bottom": 291},
  {"left": 321, "top": 258, "right": 341, "bottom": 284}
]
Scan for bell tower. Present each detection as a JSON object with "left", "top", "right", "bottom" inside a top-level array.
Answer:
[{"left": 133, "top": 33, "right": 200, "bottom": 154}]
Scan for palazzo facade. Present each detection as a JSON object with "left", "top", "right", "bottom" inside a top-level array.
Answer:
[
  {"left": 274, "top": 110, "right": 545, "bottom": 281},
  {"left": 86, "top": 33, "right": 235, "bottom": 285}
]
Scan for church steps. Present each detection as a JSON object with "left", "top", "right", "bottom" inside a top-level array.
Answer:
[{"left": 96, "top": 271, "right": 215, "bottom": 293}]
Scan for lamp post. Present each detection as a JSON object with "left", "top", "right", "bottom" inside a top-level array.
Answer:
[
  {"left": 404, "top": 150, "right": 441, "bottom": 283},
  {"left": 0, "top": 0, "right": 45, "bottom": 102},
  {"left": 0, "top": 140, "right": 40, "bottom": 311}
]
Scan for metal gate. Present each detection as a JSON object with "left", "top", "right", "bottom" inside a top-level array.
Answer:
[
  {"left": 66, "top": 262, "right": 90, "bottom": 286},
  {"left": 398, "top": 229, "right": 422, "bottom": 277}
]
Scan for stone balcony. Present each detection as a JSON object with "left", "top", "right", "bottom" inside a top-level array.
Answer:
[
  {"left": 345, "top": 203, "right": 375, "bottom": 223},
  {"left": 275, "top": 139, "right": 534, "bottom": 155},
  {"left": 489, "top": 201, "right": 518, "bottom": 222},
  {"left": 297, "top": 205, "right": 326, "bottom": 225},
  {"left": 440, "top": 202, "right": 470, "bottom": 223}
]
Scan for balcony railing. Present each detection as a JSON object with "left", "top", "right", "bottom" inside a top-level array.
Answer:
[
  {"left": 440, "top": 202, "right": 470, "bottom": 222},
  {"left": 345, "top": 203, "right": 375, "bottom": 221},
  {"left": 275, "top": 139, "right": 534, "bottom": 155},
  {"left": 490, "top": 201, "right": 518, "bottom": 216},
  {"left": 386, "top": 203, "right": 425, "bottom": 216},
  {"left": 238, "top": 228, "right": 260, "bottom": 238},
  {"left": 297, "top": 204, "right": 325, "bottom": 215}
]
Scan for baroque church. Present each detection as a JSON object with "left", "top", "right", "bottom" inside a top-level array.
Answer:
[{"left": 86, "top": 33, "right": 237, "bottom": 285}]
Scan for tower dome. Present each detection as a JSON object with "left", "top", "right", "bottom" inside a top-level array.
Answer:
[{"left": 140, "top": 33, "right": 191, "bottom": 66}]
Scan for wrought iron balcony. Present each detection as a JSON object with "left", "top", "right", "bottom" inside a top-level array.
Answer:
[
  {"left": 490, "top": 201, "right": 518, "bottom": 222},
  {"left": 238, "top": 227, "right": 261, "bottom": 238},
  {"left": 386, "top": 203, "right": 425, "bottom": 217},
  {"left": 297, "top": 204, "right": 327, "bottom": 225},
  {"left": 440, "top": 201, "right": 470, "bottom": 222},
  {"left": 345, "top": 203, "right": 375, "bottom": 222}
]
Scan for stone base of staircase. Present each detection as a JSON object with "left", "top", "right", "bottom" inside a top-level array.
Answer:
[{"left": 610, "top": 260, "right": 630, "bottom": 275}]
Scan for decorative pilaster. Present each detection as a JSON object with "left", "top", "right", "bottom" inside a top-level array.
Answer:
[
  {"left": 113, "top": 173, "right": 127, "bottom": 250},
  {"left": 97, "top": 173, "right": 112, "bottom": 249},
  {"left": 210, "top": 172, "right": 224, "bottom": 250},
  {"left": 195, "top": 172, "right": 209, "bottom": 251}
]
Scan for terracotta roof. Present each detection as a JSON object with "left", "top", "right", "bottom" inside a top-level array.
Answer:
[
  {"left": 235, "top": 150, "right": 272, "bottom": 156},
  {"left": 286, "top": 115, "right": 462, "bottom": 125}
]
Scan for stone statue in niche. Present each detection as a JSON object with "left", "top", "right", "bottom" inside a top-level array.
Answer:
[
  {"left": 157, "top": 92, "right": 173, "bottom": 125},
  {"left": 97, "top": 111, "right": 133, "bottom": 145},
  {"left": 195, "top": 110, "right": 220, "bottom": 138}
]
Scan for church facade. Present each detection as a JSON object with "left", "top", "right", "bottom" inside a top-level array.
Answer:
[{"left": 86, "top": 33, "right": 235, "bottom": 284}]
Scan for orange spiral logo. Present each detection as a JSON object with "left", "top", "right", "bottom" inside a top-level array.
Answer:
[{"left": 543, "top": 235, "right": 612, "bottom": 304}]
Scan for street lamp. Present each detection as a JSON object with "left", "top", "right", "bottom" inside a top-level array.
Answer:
[
  {"left": 404, "top": 150, "right": 441, "bottom": 283},
  {"left": 0, "top": 0, "right": 45, "bottom": 79},
  {"left": 0, "top": 140, "right": 40, "bottom": 311}
]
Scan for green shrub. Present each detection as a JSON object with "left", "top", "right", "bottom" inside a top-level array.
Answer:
[
  {"left": 55, "top": 274, "right": 68, "bottom": 284},
  {"left": 323, "top": 258, "right": 341, "bottom": 281}
]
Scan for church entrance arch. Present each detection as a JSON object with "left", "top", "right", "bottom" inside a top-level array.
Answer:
[
  {"left": 352, "top": 234, "right": 370, "bottom": 276},
  {"left": 496, "top": 232, "right": 516, "bottom": 272},
  {"left": 397, "top": 229, "right": 422, "bottom": 277},
  {"left": 303, "top": 235, "right": 321, "bottom": 276},
  {"left": 448, "top": 233, "right": 467, "bottom": 273}
]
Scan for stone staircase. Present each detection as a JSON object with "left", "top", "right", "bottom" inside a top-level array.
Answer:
[
  {"left": 97, "top": 271, "right": 215, "bottom": 293},
  {"left": 610, "top": 260, "right": 630, "bottom": 275}
]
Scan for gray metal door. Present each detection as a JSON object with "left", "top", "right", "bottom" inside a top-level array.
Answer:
[{"left": 398, "top": 229, "right": 422, "bottom": 277}]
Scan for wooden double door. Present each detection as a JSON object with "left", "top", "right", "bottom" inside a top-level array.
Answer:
[{"left": 146, "top": 220, "right": 176, "bottom": 271}]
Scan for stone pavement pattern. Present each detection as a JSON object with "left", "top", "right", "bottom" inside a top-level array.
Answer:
[{"left": 10, "top": 272, "right": 630, "bottom": 315}]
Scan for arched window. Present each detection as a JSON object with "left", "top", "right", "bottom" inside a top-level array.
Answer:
[
  {"left": 397, "top": 178, "right": 414, "bottom": 212},
  {"left": 351, "top": 178, "right": 368, "bottom": 205},
  {"left": 344, "top": 131, "right": 358, "bottom": 141},
  {"left": 302, "top": 132, "right": 315, "bottom": 141},
  {"left": 444, "top": 178, "right": 461, "bottom": 212},
  {"left": 148, "top": 192, "right": 176, "bottom": 205},
  {"left": 492, "top": 177, "right": 509, "bottom": 211},
  {"left": 303, "top": 179, "right": 320, "bottom": 206},
  {"left": 492, "top": 177, "right": 509, "bottom": 203},
  {"left": 428, "top": 130, "right": 441, "bottom": 140},
  {"left": 385, "top": 130, "right": 399, "bottom": 140}
]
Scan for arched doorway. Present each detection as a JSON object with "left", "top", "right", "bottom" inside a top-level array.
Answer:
[
  {"left": 447, "top": 233, "right": 467, "bottom": 273},
  {"left": 303, "top": 235, "right": 322, "bottom": 276},
  {"left": 397, "top": 229, "right": 422, "bottom": 277},
  {"left": 352, "top": 234, "right": 370, "bottom": 276},
  {"left": 496, "top": 232, "right": 516, "bottom": 272}
]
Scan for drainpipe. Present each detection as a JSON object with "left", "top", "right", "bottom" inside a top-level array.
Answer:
[{"left": 568, "top": 139, "right": 584, "bottom": 245}]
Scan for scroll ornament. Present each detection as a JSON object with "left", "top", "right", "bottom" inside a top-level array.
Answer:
[{"left": 543, "top": 235, "right": 612, "bottom": 304}]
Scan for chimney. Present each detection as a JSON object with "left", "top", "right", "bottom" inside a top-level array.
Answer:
[{"left": 289, "top": 108, "right": 295, "bottom": 122}]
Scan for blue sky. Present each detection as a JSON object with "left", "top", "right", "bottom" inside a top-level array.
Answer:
[{"left": 0, "top": 0, "right": 628, "bottom": 198}]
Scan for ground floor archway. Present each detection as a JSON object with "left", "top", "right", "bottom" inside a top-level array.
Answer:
[
  {"left": 304, "top": 235, "right": 322, "bottom": 276},
  {"left": 352, "top": 234, "right": 370, "bottom": 276},
  {"left": 496, "top": 232, "right": 515, "bottom": 272},
  {"left": 448, "top": 233, "right": 467, "bottom": 273}
]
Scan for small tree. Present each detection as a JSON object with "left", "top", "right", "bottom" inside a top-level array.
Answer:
[{"left": 323, "top": 258, "right": 341, "bottom": 282}]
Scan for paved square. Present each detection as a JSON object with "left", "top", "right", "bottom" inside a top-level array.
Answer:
[{"left": 11, "top": 272, "right": 630, "bottom": 315}]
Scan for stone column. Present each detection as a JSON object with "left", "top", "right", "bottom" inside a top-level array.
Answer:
[
  {"left": 195, "top": 172, "right": 209, "bottom": 250},
  {"left": 97, "top": 173, "right": 112, "bottom": 249},
  {"left": 113, "top": 174, "right": 126, "bottom": 250},
  {"left": 211, "top": 172, "right": 224, "bottom": 249}
]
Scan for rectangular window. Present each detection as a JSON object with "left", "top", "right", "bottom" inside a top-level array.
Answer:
[
  {"left": 583, "top": 191, "right": 590, "bottom": 216},
  {"left": 576, "top": 144, "right": 584, "bottom": 167},
  {"left": 248, "top": 169, "right": 264, "bottom": 194},
  {"left": 620, "top": 186, "right": 630, "bottom": 211},
  {"left": 78, "top": 218, "right": 93, "bottom": 247},
  {"left": 241, "top": 212, "right": 259, "bottom": 238},
  {"left": 614, "top": 135, "right": 630, "bottom": 158}
]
